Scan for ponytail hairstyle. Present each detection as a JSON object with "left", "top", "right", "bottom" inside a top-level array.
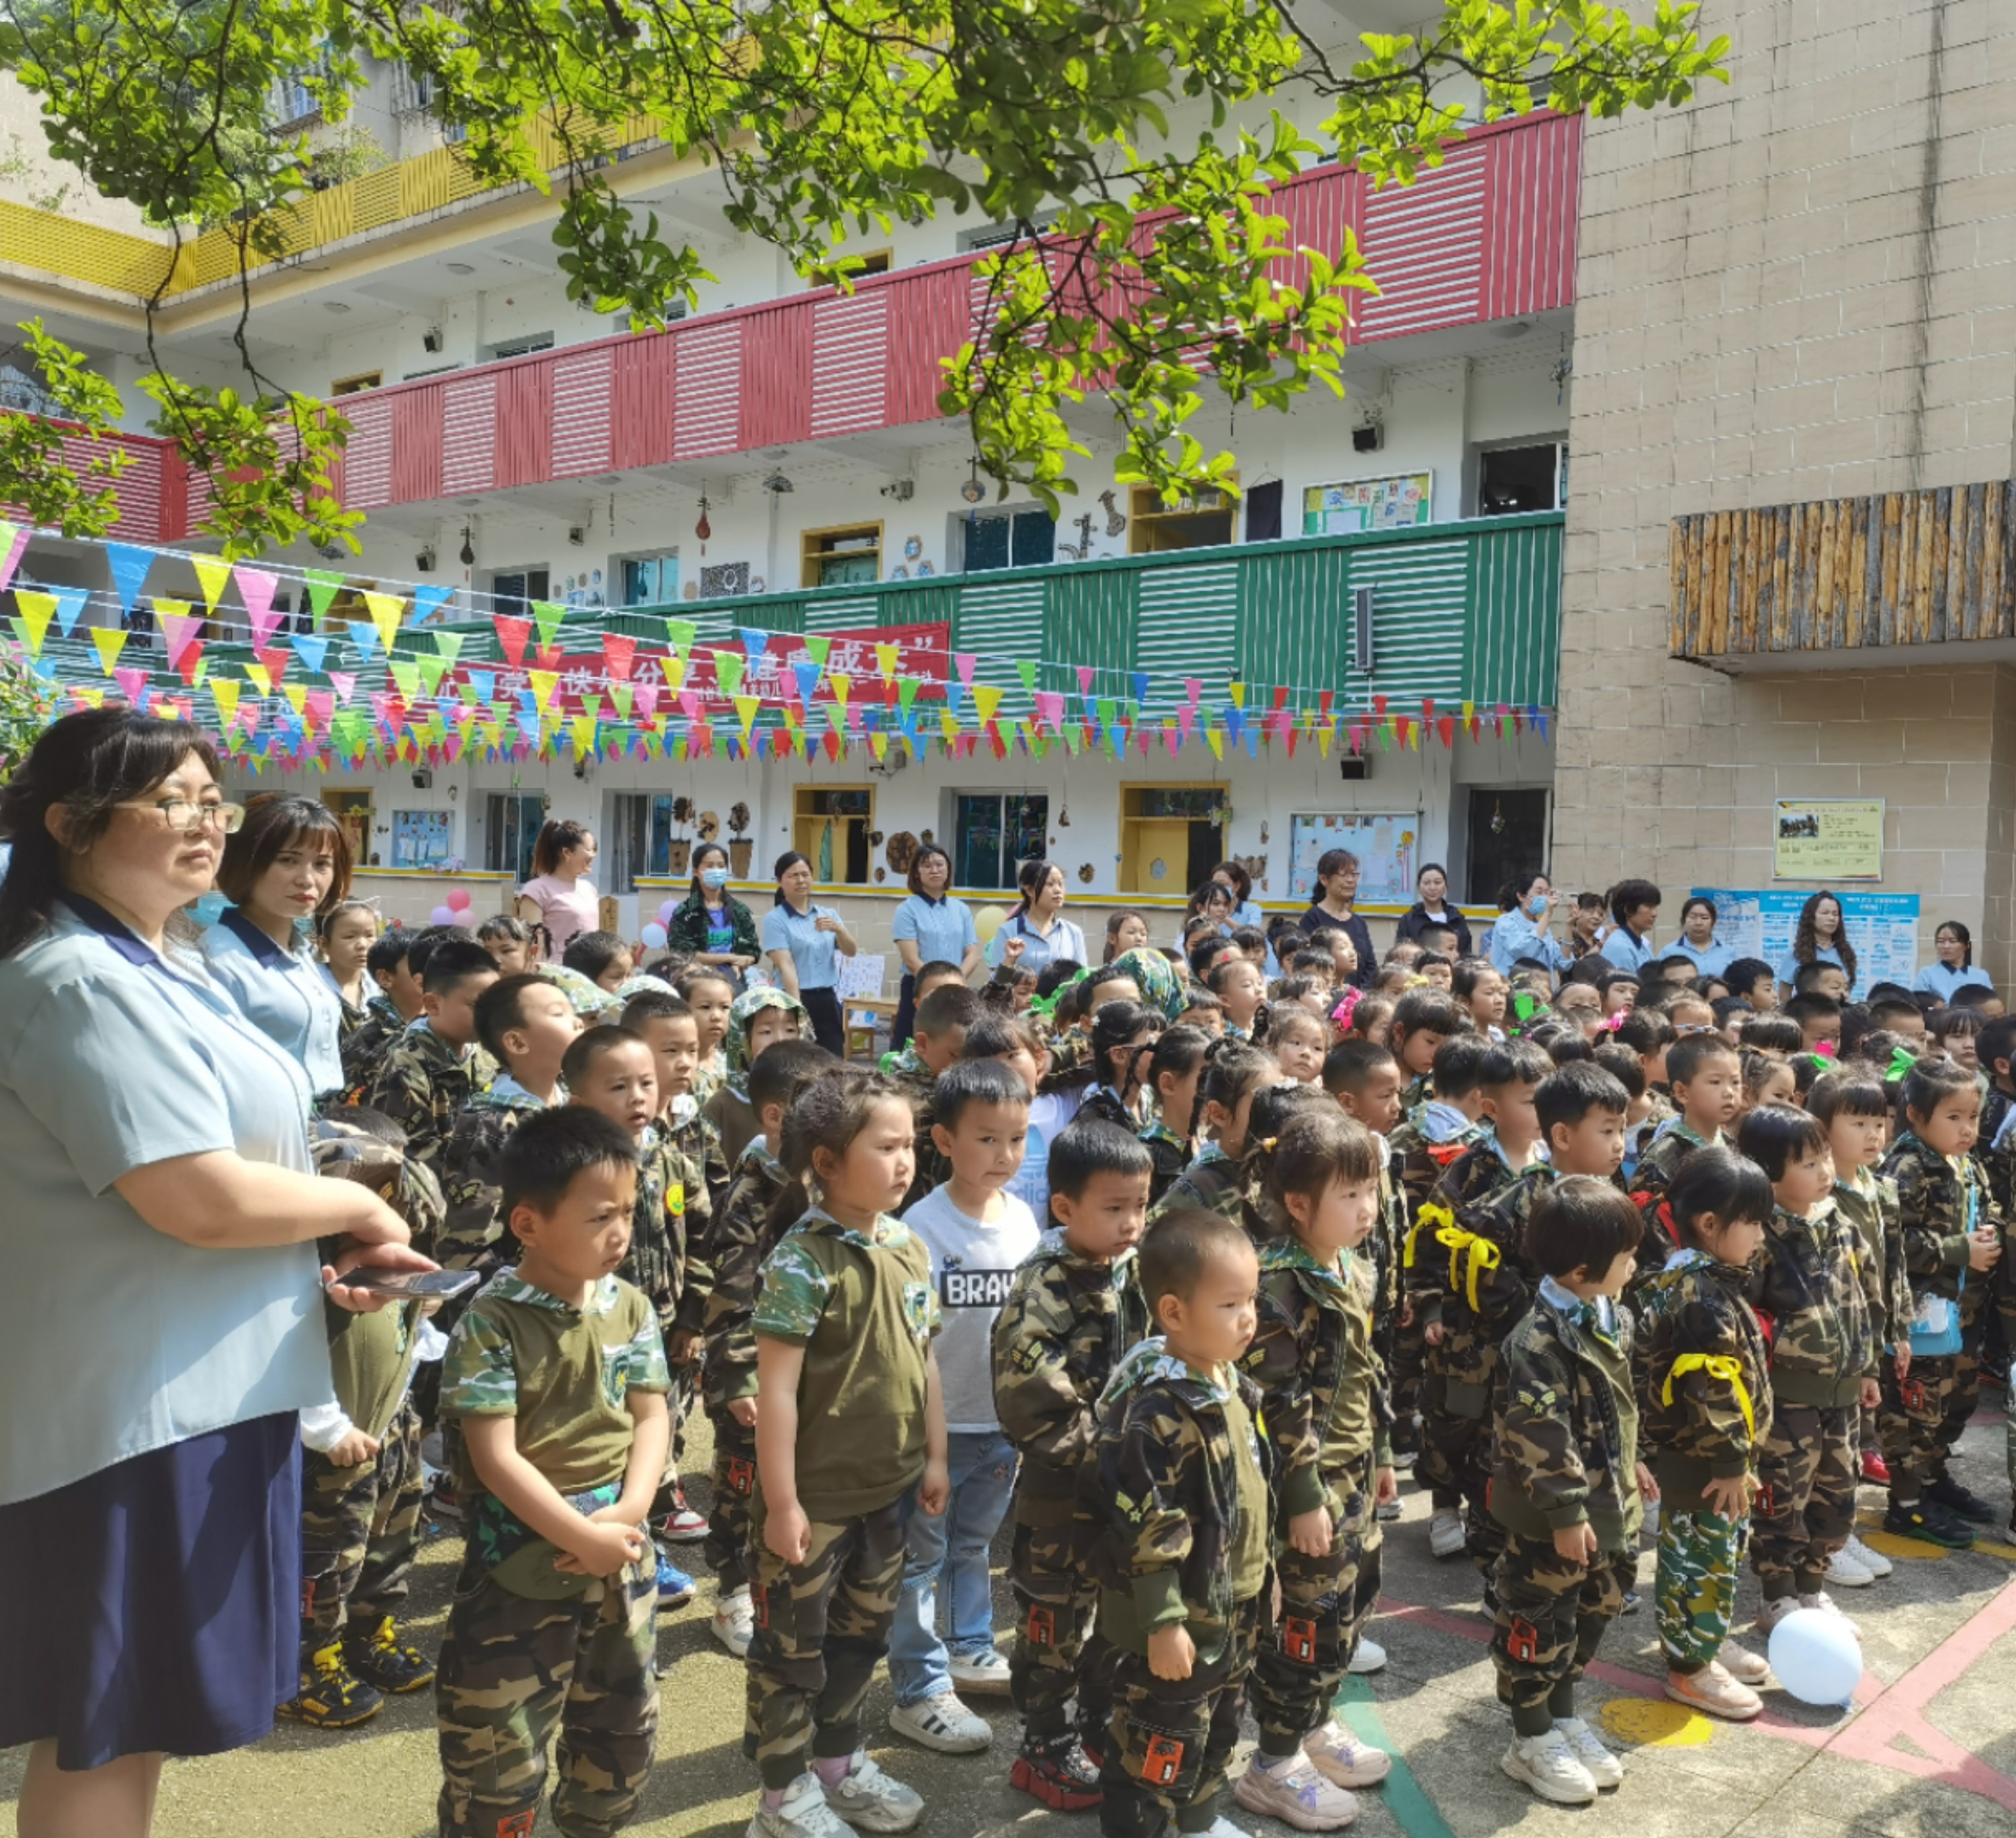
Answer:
[
  {"left": 1197, "top": 1037, "right": 1280, "bottom": 1155},
  {"left": 1343, "top": 993, "right": 1394, "bottom": 1042},
  {"left": 318, "top": 895, "right": 380, "bottom": 943},
  {"left": 765, "top": 1067, "right": 912, "bottom": 1237},
  {"left": 1254, "top": 1001, "right": 1325, "bottom": 1062},
  {"left": 1238, "top": 1081, "right": 1337, "bottom": 1227},
  {"left": 1048, "top": 999, "right": 1163, "bottom": 1097},
  {"left": 1665, "top": 1144, "right": 1775, "bottom": 1249},
  {"left": 1740, "top": 1048, "right": 1796, "bottom": 1108},
  {"left": 1259, "top": 1108, "right": 1384, "bottom": 1242},
  {"left": 1900, "top": 1055, "right": 1979, "bottom": 1132},
  {"left": 1146, "top": 1023, "right": 1212, "bottom": 1097}
]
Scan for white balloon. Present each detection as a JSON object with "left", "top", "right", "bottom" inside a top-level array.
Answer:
[
  {"left": 640, "top": 922, "right": 669, "bottom": 948},
  {"left": 1767, "top": 1608, "right": 1862, "bottom": 1707}
]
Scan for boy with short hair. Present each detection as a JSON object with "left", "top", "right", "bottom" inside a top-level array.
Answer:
[
  {"left": 626, "top": 989, "right": 732, "bottom": 1217},
  {"left": 889, "top": 1059, "right": 1044, "bottom": 1753},
  {"left": 368, "top": 937, "right": 501, "bottom": 1180},
  {"left": 1093, "top": 1207, "right": 1267, "bottom": 1838},
  {"left": 1629, "top": 1035, "right": 1744, "bottom": 1275},
  {"left": 1323, "top": 1039, "right": 1404, "bottom": 1138},
  {"left": 993, "top": 1120, "right": 1153, "bottom": 1808},
  {"left": 435, "top": 1107, "right": 671, "bottom": 1838},
  {"left": 341, "top": 925, "right": 424, "bottom": 1095},
  {"left": 884, "top": 961, "right": 969, "bottom": 1075},
  {"left": 707, "top": 987, "right": 812, "bottom": 1165},
  {"left": 900, "top": 983, "right": 984, "bottom": 1206},
  {"left": 1389, "top": 989, "right": 1467, "bottom": 1110},
  {"left": 1489, "top": 1178, "right": 1652, "bottom": 1805},
  {"left": 1783, "top": 991, "right": 1843, "bottom": 1052},
  {"left": 700, "top": 1038, "right": 836, "bottom": 1655}
]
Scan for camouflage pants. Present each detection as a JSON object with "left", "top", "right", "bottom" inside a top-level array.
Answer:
[
  {"left": 1878, "top": 1341, "right": 1980, "bottom": 1497},
  {"left": 1099, "top": 1594, "right": 1263, "bottom": 1838},
  {"left": 1009, "top": 1506, "right": 1116, "bottom": 1747},
  {"left": 301, "top": 1398, "right": 425, "bottom": 1647},
  {"left": 1418, "top": 1339, "right": 1495, "bottom": 1513},
  {"left": 1655, "top": 1509, "right": 1748, "bottom": 1674},
  {"left": 435, "top": 1552, "right": 659, "bottom": 1838},
  {"left": 1751, "top": 1402, "right": 1856, "bottom": 1597},
  {"left": 1250, "top": 1455, "right": 1382, "bottom": 1753},
  {"left": 650, "top": 1364, "right": 699, "bottom": 1520},
  {"left": 1381, "top": 1313, "right": 1426, "bottom": 1458},
  {"left": 745, "top": 1495, "right": 907, "bottom": 1791},
  {"left": 706, "top": 1409, "right": 759, "bottom": 1591},
  {"left": 1490, "top": 1534, "right": 1633, "bottom": 1739}
]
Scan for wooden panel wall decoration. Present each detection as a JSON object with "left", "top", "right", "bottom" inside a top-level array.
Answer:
[{"left": 1671, "top": 481, "right": 2016, "bottom": 660}]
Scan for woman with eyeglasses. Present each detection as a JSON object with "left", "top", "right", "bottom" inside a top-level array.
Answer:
[
  {"left": 0, "top": 708, "right": 431, "bottom": 1838},
  {"left": 203, "top": 793, "right": 355, "bottom": 1101}
]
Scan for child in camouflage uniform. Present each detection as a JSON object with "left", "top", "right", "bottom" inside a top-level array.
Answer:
[
  {"left": 707, "top": 985, "right": 811, "bottom": 1166},
  {"left": 1092, "top": 1207, "right": 1268, "bottom": 1838},
  {"left": 1736, "top": 1104, "right": 1885, "bottom": 1631},
  {"left": 1635, "top": 1147, "right": 1775, "bottom": 1720},
  {"left": 993, "top": 1120, "right": 1153, "bottom": 1809},
  {"left": 744, "top": 1068, "right": 946, "bottom": 1838},
  {"left": 698, "top": 1039, "right": 834, "bottom": 1656},
  {"left": 1139, "top": 1026, "right": 1210, "bottom": 1208},
  {"left": 1878, "top": 1060, "right": 2010, "bottom": 1546},
  {"left": 366, "top": 937, "right": 500, "bottom": 1181},
  {"left": 1487, "top": 1177, "right": 1651, "bottom": 1806},
  {"left": 1627, "top": 1035, "right": 1742, "bottom": 1292},
  {"left": 626, "top": 988, "right": 733, "bottom": 1216},
  {"left": 339, "top": 925, "right": 423, "bottom": 1099},
  {"left": 1388, "top": 987, "right": 1466, "bottom": 1112},
  {"left": 284, "top": 1108, "right": 448, "bottom": 1730},
  {"left": 1151, "top": 1040, "right": 1277, "bottom": 1222},
  {"left": 434, "top": 1108, "right": 671, "bottom": 1838},
  {"left": 676, "top": 964, "right": 737, "bottom": 1103},
  {"left": 1235, "top": 1111, "right": 1395, "bottom": 1832}
]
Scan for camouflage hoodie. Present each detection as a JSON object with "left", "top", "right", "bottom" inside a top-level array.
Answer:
[
  {"left": 1831, "top": 1165, "right": 1912, "bottom": 1348},
  {"left": 1149, "top": 1142, "right": 1245, "bottom": 1223},
  {"left": 701, "top": 1136, "right": 793, "bottom": 1411},
  {"left": 1882, "top": 1129, "right": 1998, "bottom": 1312},
  {"left": 437, "top": 1074, "right": 552, "bottom": 1294},
  {"left": 703, "top": 985, "right": 810, "bottom": 1165},
  {"left": 1634, "top": 1247, "right": 1773, "bottom": 1512},
  {"left": 1750, "top": 1198, "right": 1882, "bottom": 1407},
  {"left": 1093, "top": 1337, "right": 1272, "bottom": 1663},
  {"left": 624, "top": 1122, "right": 712, "bottom": 1339}
]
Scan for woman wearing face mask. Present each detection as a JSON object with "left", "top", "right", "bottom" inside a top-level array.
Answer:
[
  {"left": 1488, "top": 868, "right": 1572, "bottom": 978},
  {"left": 890, "top": 843, "right": 980, "bottom": 1049},
  {"left": 665, "top": 840, "right": 761, "bottom": 991}
]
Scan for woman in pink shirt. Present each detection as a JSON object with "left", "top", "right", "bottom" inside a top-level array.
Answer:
[{"left": 515, "top": 819, "right": 601, "bottom": 961}]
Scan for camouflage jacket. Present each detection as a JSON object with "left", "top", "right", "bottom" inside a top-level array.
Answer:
[
  {"left": 1882, "top": 1130, "right": 1999, "bottom": 1309},
  {"left": 1634, "top": 1248, "right": 1773, "bottom": 1508},
  {"left": 1400, "top": 1070, "right": 1433, "bottom": 1112},
  {"left": 1387, "top": 1110, "right": 1487, "bottom": 1319},
  {"left": 1140, "top": 1121, "right": 1191, "bottom": 1210},
  {"left": 1489, "top": 1283, "right": 1642, "bottom": 1552},
  {"left": 339, "top": 993, "right": 408, "bottom": 1100},
  {"left": 1093, "top": 1339, "right": 1272, "bottom": 1663},
  {"left": 993, "top": 1231, "right": 1150, "bottom": 1506},
  {"left": 435, "top": 1077, "right": 549, "bottom": 1300},
  {"left": 1241, "top": 1238, "right": 1389, "bottom": 1520},
  {"left": 1832, "top": 1169, "right": 1913, "bottom": 1347},
  {"left": 1627, "top": 1120, "right": 1724, "bottom": 1300},
  {"left": 365, "top": 1021, "right": 482, "bottom": 1181},
  {"left": 623, "top": 1124, "right": 712, "bottom": 1340},
  {"left": 1149, "top": 1142, "right": 1244, "bottom": 1223},
  {"left": 1075, "top": 1086, "right": 1136, "bottom": 1132},
  {"left": 1417, "top": 1159, "right": 1560, "bottom": 1379},
  {"left": 700, "top": 1137, "right": 792, "bottom": 1410},
  {"left": 1406, "top": 1135, "right": 1544, "bottom": 1323},
  {"left": 1751, "top": 1199, "right": 1883, "bottom": 1407},
  {"left": 665, "top": 1098, "right": 732, "bottom": 1219}
]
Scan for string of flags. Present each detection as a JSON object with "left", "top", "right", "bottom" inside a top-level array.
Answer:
[{"left": 0, "top": 524, "right": 1553, "bottom": 773}]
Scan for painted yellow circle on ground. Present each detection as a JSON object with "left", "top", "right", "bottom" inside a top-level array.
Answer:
[{"left": 1599, "top": 1699, "right": 1714, "bottom": 1747}]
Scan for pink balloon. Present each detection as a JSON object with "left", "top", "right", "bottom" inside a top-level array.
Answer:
[
  {"left": 657, "top": 900, "right": 678, "bottom": 926},
  {"left": 446, "top": 888, "right": 472, "bottom": 910},
  {"left": 429, "top": 905, "right": 456, "bottom": 926}
]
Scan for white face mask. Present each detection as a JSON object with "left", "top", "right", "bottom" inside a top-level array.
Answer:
[{"left": 701, "top": 868, "right": 729, "bottom": 891}]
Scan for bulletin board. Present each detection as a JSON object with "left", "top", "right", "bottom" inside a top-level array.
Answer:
[
  {"left": 1302, "top": 474, "right": 1433, "bottom": 536},
  {"left": 1289, "top": 812, "right": 1420, "bottom": 906},
  {"left": 1691, "top": 890, "right": 1921, "bottom": 990},
  {"left": 393, "top": 809, "right": 452, "bottom": 868}
]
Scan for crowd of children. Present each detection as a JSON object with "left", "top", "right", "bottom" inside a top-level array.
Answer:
[{"left": 273, "top": 876, "right": 2016, "bottom": 1837}]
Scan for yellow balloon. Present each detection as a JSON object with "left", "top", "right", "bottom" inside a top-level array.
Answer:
[{"left": 973, "top": 904, "right": 1009, "bottom": 948}]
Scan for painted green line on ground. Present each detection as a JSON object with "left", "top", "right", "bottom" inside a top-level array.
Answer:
[{"left": 1337, "top": 1675, "right": 1459, "bottom": 1838}]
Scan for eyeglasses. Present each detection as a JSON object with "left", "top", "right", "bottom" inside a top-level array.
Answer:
[{"left": 120, "top": 797, "right": 247, "bottom": 835}]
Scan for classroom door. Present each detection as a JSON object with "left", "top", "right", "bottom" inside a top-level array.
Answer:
[
  {"left": 1465, "top": 788, "right": 1550, "bottom": 907},
  {"left": 1128, "top": 820, "right": 1191, "bottom": 892}
]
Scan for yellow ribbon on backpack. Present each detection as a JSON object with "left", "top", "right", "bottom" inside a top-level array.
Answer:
[
  {"left": 1404, "top": 1199, "right": 1453, "bottom": 1268},
  {"left": 1661, "top": 1353, "right": 1756, "bottom": 1441},
  {"left": 1434, "top": 1222, "right": 1501, "bottom": 1313}
]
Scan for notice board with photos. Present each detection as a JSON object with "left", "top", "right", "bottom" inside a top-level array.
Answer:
[
  {"left": 1289, "top": 812, "right": 1420, "bottom": 907},
  {"left": 1301, "top": 474, "right": 1433, "bottom": 536},
  {"left": 1691, "top": 889, "right": 1921, "bottom": 990},
  {"left": 1773, "top": 799, "right": 1884, "bottom": 881}
]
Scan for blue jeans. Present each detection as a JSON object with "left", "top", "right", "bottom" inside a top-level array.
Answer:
[{"left": 888, "top": 1429, "right": 1018, "bottom": 1706}]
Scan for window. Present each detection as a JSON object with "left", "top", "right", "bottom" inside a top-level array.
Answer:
[
  {"left": 849, "top": 250, "right": 892, "bottom": 278},
  {"left": 1465, "top": 788, "right": 1550, "bottom": 907},
  {"left": 1475, "top": 442, "right": 1566, "bottom": 516},
  {"left": 800, "top": 521, "right": 883, "bottom": 589},
  {"left": 604, "top": 794, "right": 698, "bottom": 891},
  {"left": 1128, "top": 479, "right": 1238, "bottom": 554},
  {"left": 486, "top": 794, "right": 544, "bottom": 881},
  {"left": 487, "top": 568, "right": 550, "bottom": 622},
  {"left": 792, "top": 786, "right": 874, "bottom": 884},
  {"left": 1120, "top": 785, "right": 1226, "bottom": 892},
  {"left": 331, "top": 371, "right": 381, "bottom": 396},
  {"left": 962, "top": 508, "right": 1055, "bottom": 573},
  {"left": 273, "top": 74, "right": 320, "bottom": 126},
  {"left": 482, "top": 332, "right": 554, "bottom": 362},
  {"left": 953, "top": 794, "right": 1048, "bottom": 890},
  {"left": 618, "top": 551, "right": 680, "bottom": 607},
  {"left": 958, "top": 213, "right": 1059, "bottom": 252}
]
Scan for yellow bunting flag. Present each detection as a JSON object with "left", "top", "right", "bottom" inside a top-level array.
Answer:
[
  {"left": 830, "top": 673, "right": 851, "bottom": 705},
  {"left": 91, "top": 626, "right": 128, "bottom": 672},
  {"left": 569, "top": 714, "right": 597, "bottom": 757},
  {"left": 734, "top": 695, "right": 761, "bottom": 735},
  {"left": 210, "top": 679, "right": 241, "bottom": 726},
  {"left": 972, "top": 685, "right": 1003, "bottom": 724},
  {"left": 363, "top": 592, "right": 406, "bottom": 653},
  {"left": 191, "top": 555, "right": 233, "bottom": 613},
  {"left": 12, "top": 590, "right": 54, "bottom": 654},
  {"left": 874, "top": 643, "right": 899, "bottom": 681},
  {"left": 663, "top": 653, "right": 685, "bottom": 691},
  {"left": 1206, "top": 725, "right": 1225, "bottom": 760},
  {"left": 245, "top": 663, "right": 272, "bottom": 696},
  {"left": 529, "top": 669, "right": 560, "bottom": 710}
]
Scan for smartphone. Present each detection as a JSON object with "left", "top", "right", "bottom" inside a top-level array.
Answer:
[{"left": 332, "top": 1267, "right": 481, "bottom": 1301}]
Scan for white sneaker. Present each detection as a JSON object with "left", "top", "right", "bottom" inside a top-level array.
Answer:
[
  {"left": 1429, "top": 1508, "right": 1467, "bottom": 1558},
  {"left": 1842, "top": 1532, "right": 1893, "bottom": 1579},
  {"left": 1304, "top": 1716, "right": 1391, "bottom": 1787},
  {"left": 1719, "top": 1638, "right": 1771, "bottom": 1685},
  {"left": 748, "top": 1774, "right": 853, "bottom": 1838},
  {"left": 1233, "top": 1753, "right": 1359, "bottom": 1830},
  {"left": 1552, "top": 1716, "right": 1624, "bottom": 1789},
  {"left": 823, "top": 1751, "right": 924, "bottom": 1833},
  {"left": 1501, "top": 1730, "right": 1597, "bottom": 1806},
  {"left": 888, "top": 1691, "right": 991, "bottom": 1755},
  {"left": 1347, "top": 1636, "right": 1386, "bottom": 1675},
  {"left": 947, "top": 1647, "right": 1013, "bottom": 1695},
  {"left": 1823, "top": 1546, "right": 1875, "bottom": 1589},
  {"left": 1754, "top": 1596, "right": 1799, "bottom": 1636},
  {"left": 713, "top": 1588, "right": 755, "bottom": 1658},
  {"left": 1798, "top": 1591, "right": 1861, "bottom": 1641}
]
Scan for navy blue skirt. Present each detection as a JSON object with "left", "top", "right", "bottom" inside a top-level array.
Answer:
[{"left": 0, "top": 1412, "right": 300, "bottom": 1770}]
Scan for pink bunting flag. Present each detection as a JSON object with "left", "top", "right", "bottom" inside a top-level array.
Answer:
[
  {"left": 329, "top": 671, "right": 357, "bottom": 706},
  {"left": 236, "top": 567, "right": 282, "bottom": 647},
  {"left": 113, "top": 666, "right": 147, "bottom": 704},
  {"left": 954, "top": 652, "right": 977, "bottom": 686},
  {"left": 1077, "top": 665, "right": 1095, "bottom": 694}
]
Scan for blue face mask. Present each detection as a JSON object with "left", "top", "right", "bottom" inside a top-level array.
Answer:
[
  {"left": 701, "top": 868, "right": 729, "bottom": 892},
  {"left": 190, "top": 889, "right": 230, "bottom": 927},
  {"left": 1526, "top": 896, "right": 1547, "bottom": 919}
]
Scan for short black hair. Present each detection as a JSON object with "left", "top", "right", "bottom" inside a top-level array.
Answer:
[
  {"left": 1978, "top": 1013, "right": 2016, "bottom": 1075},
  {"left": 1806, "top": 1069, "right": 1891, "bottom": 1125},
  {"left": 1734, "top": 1103, "right": 1827, "bottom": 1181},
  {"left": 960, "top": 1013, "right": 1045, "bottom": 1065},
  {"left": 1532, "top": 1022, "right": 1593, "bottom": 1064},
  {"left": 675, "top": 964, "right": 737, "bottom": 1003},
  {"left": 1793, "top": 959, "right": 1848, "bottom": 994},
  {"left": 475, "top": 972, "right": 564, "bottom": 1063},
  {"left": 749, "top": 1038, "right": 837, "bottom": 1117},
  {"left": 423, "top": 937, "right": 503, "bottom": 997},
  {"left": 1429, "top": 1032, "right": 1495, "bottom": 1101},
  {"left": 1901, "top": 1056, "right": 1981, "bottom": 1124},
  {"left": 1480, "top": 1038, "right": 1552, "bottom": 1089},
  {"left": 1607, "top": 878, "right": 1661, "bottom": 924},
  {"left": 1666, "top": 1144, "right": 1774, "bottom": 1243},
  {"left": 1710, "top": 996, "right": 1755, "bottom": 1030},
  {"left": 1740, "top": 1015, "right": 1803, "bottom": 1054},
  {"left": 1322, "top": 1038, "right": 1397, "bottom": 1097},
  {"left": 1187, "top": 935, "right": 1236, "bottom": 980},
  {"left": 1523, "top": 1175, "right": 1643, "bottom": 1279},
  {"left": 1865, "top": 994, "right": 1921, "bottom": 1028},
  {"left": 1596, "top": 971, "right": 1640, "bottom": 1005},
  {"left": 1138, "top": 1205, "right": 1253, "bottom": 1314},
  {"left": 915, "top": 983, "right": 982, "bottom": 1038},
  {"left": 1611, "top": 1010, "right": 1674, "bottom": 1056},
  {"left": 562, "top": 930, "right": 631, "bottom": 983},
  {"left": 1452, "top": 958, "right": 1501, "bottom": 1001},
  {"left": 1534, "top": 1062, "right": 1631, "bottom": 1135},
  {"left": 915, "top": 958, "right": 964, "bottom": 989},
  {"left": 368, "top": 925, "right": 419, "bottom": 979},
  {"left": 1290, "top": 950, "right": 1336, "bottom": 977},
  {"left": 1591, "top": 1042, "right": 1646, "bottom": 1099},
  {"left": 560, "top": 1023, "right": 649, "bottom": 1089},
  {"left": 1725, "top": 957, "right": 1776, "bottom": 997},
  {"left": 1048, "top": 1117, "right": 1152, "bottom": 1198},
  {"left": 932, "top": 1056, "right": 1034, "bottom": 1129},
  {"left": 1951, "top": 983, "right": 1997, "bottom": 1009},
  {"left": 1245, "top": 1081, "right": 1336, "bottom": 1156},
  {"left": 1783, "top": 991, "right": 1842, "bottom": 1028},
  {"left": 499, "top": 1104, "right": 639, "bottom": 1220},
  {"left": 1034, "top": 958, "right": 1084, "bottom": 999},
  {"left": 620, "top": 989, "right": 693, "bottom": 1030},
  {"left": 1229, "top": 925, "right": 1267, "bottom": 953},
  {"left": 1391, "top": 989, "right": 1466, "bottom": 1042},
  {"left": 1668, "top": 1033, "right": 1740, "bottom": 1087}
]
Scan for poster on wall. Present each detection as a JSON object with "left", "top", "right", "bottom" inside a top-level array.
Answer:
[
  {"left": 393, "top": 809, "right": 452, "bottom": 869},
  {"left": 1773, "top": 800, "right": 1884, "bottom": 881},
  {"left": 1302, "top": 474, "right": 1433, "bottom": 536},
  {"left": 1692, "top": 889, "right": 1921, "bottom": 989},
  {"left": 1289, "top": 813, "right": 1419, "bottom": 906}
]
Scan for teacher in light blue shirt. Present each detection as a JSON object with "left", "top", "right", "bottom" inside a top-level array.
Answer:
[
  {"left": 890, "top": 842, "right": 980, "bottom": 1048},
  {"left": 203, "top": 792, "right": 351, "bottom": 1098},
  {"left": 1488, "top": 868, "right": 1572, "bottom": 978},
  {"left": 1915, "top": 920, "right": 1992, "bottom": 1003},
  {"left": 0, "top": 709, "right": 428, "bottom": 1833},
  {"left": 1668, "top": 894, "right": 1734, "bottom": 980},
  {"left": 763, "top": 849, "right": 858, "bottom": 1055}
]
